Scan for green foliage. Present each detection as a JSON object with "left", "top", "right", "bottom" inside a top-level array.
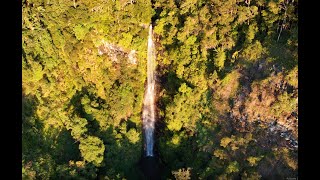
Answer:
[
  {"left": 241, "top": 5, "right": 259, "bottom": 22},
  {"left": 171, "top": 134, "right": 181, "bottom": 145},
  {"left": 215, "top": 49, "right": 227, "bottom": 71},
  {"left": 246, "top": 22, "right": 259, "bottom": 43},
  {"left": 220, "top": 137, "right": 233, "bottom": 148},
  {"left": 247, "top": 156, "right": 263, "bottom": 167},
  {"left": 172, "top": 168, "right": 192, "bottom": 180},
  {"left": 166, "top": 84, "right": 202, "bottom": 132},
  {"left": 125, "top": 128, "right": 140, "bottom": 144},
  {"left": 22, "top": 0, "right": 152, "bottom": 175},
  {"left": 241, "top": 40, "right": 266, "bottom": 62},
  {"left": 102, "top": 124, "right": 142, "bottom": 178},
  {"left": 68, "top": 116, "right": 88, "bottom": 140},
  {"left": 272, "top": 92, "right": 297, "bottom": 117},
  {"left": 214, "top": 149, "right": 228, "bottom": 160},
  {"left": 79, "top": 136, "right": 105, "bottom": 167},
  {"left": 73, "top": 24, "right": 90, "bottom": 41},
  {"left": 22, "top": 0, "right": 298, "bottom": 178},
  {"left": 285, "top": 66, "right": 298, "bottom": 88},
  {"left": 226, "top": 161, "right": 240, "bottom": 174}
]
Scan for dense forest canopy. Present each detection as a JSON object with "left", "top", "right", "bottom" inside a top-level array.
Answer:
[{"left": 22, "top": 0, "right": 298, "bottom": 179}]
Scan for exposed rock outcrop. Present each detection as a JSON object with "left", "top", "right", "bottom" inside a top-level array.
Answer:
[
  {"left": 229, "top": 60, "right": 298, "bottom": 149},
  {"left": 98, "top": 41, "right": 137, "bottom": 64}
]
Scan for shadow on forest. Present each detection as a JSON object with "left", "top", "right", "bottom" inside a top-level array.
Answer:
[
  {"left": 23, "top": 64, "right": 297, "bottom": 178},
  {"left": 66, "top": 87, "right": 144, "bottom": 178},
  {"left": 22, "top": 94, "right": 81, "bottom": 169},
  {"left": 152, "top": 62, "right": 297, "bottom": 178},
  {"left": 67, "top": 87, "right": 161, "bottom": 179},
  {"left": 67, "top": 87, "right": 102, "bottom": 135}
]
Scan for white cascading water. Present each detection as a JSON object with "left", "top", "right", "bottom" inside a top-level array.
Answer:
[{"left": 143, "top": 25, "right": 156, "bottom": 157}]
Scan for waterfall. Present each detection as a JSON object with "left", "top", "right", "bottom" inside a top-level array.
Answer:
[{"left": 143, "top": 25, "right": 156, "bottom": 157}]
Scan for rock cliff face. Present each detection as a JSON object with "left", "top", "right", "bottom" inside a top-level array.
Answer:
[
  {"left": 212, "top": 59, "right": 298, "bottom": 149},
  {"left": 231, "top": 60, "right": 298, "bottom": 148},
  {"left": 98, "top": 41, "right": 137, "bottom": 64}
]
